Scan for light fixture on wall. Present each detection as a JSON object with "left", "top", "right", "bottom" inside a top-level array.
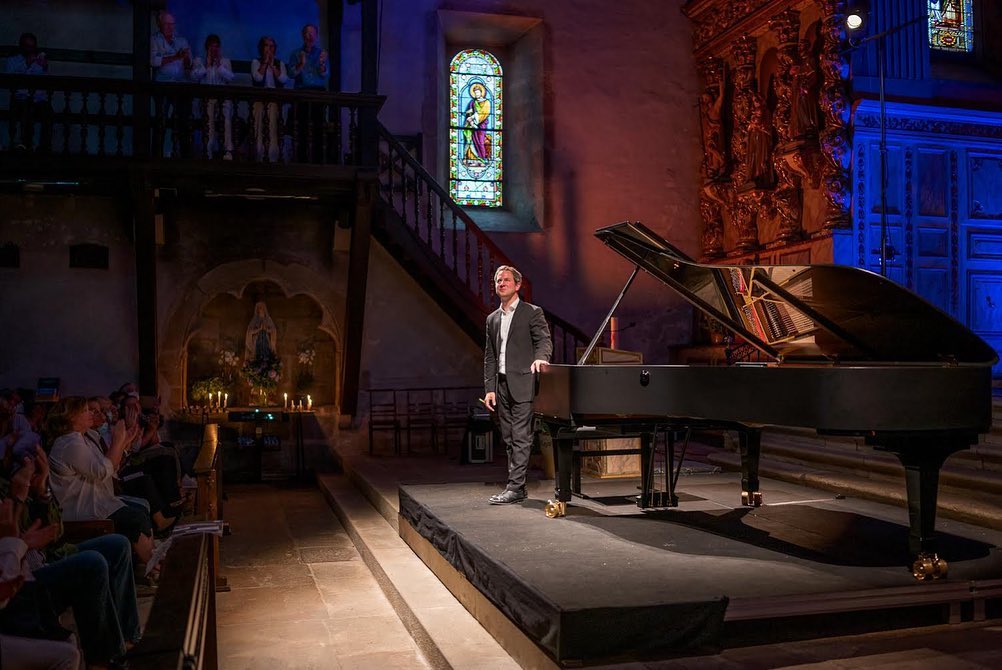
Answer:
[
  {"left": 844, "top": 4, "right": 927, "bottom": 278},
  {"left": 845, "top": 2, "right": 869, "bottom": 33}
]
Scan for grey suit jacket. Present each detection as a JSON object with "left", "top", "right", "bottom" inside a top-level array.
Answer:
[{"left": 484, "top": 299, "right": 553, "bottom": 403}]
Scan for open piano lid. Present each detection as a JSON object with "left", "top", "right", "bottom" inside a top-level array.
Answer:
[{"left": 596, "top": 222, "right": 998, "bottom": 365}]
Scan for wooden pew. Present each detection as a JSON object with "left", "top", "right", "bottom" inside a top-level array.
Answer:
[
  {"left": 193, "top": 423, "right": 228, "bottom": 592},
  {"left": 127, "top": 533, "right": 218, "bottom": 669}
]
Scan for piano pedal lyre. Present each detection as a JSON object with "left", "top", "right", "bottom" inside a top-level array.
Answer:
[
  {"left": 912, "top": 553, "right": 948, "bottom": 581},
  {"left": 545, "top": 500, "right": 567, "bottom": 518},
  {"left": 741, "top": 491, "right": 763, "bottom": 507}
]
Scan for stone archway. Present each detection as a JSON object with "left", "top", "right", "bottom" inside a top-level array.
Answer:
[{"left": 158, "top": 259, "right": 345, "bottom": 413}]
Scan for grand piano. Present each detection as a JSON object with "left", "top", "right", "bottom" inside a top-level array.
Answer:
[{"left": 534, "top": 222, "right": 998, "bottom": 580}]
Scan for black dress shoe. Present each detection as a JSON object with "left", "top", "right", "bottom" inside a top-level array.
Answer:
[{"left": 489, "top": 489, "right": 527, "bottom": 505}]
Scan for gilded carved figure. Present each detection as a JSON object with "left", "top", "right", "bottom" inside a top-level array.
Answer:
[{"left": 790, "top": 38, "right": 820, "bottom": 140}]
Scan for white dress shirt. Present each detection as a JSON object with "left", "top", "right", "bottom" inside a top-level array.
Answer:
[{"left": 498, "top": 297, "right": 519, "bottom": 375}]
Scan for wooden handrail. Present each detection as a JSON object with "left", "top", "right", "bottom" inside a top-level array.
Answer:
[{"left": 377, "top": 123, "right": 591, "bottom": 361}]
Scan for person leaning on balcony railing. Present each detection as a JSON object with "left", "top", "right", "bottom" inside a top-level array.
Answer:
[
  {"left": 151, "top": 11, "right": 194, "bottom": 158},
  {"left": 251, "top": 36, "right": 289, "bottom": 163},
  {"left": 191, "top": 34, "right": 235, "bottom": 160},
  {"left": 288, "top": 23, "right": 329, "bottom": 163},
  {"left": 5, "top": 32, "right": 52, "bottom": 152}
]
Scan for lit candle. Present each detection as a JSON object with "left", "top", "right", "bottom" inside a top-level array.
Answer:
[
  {"left": 217, "top": 391, "right": 222, "bottom": 407},
  {"left": 307, "top": 395, "right": 312, "bottom": 411},
  {"left": 224, "top": 393, "right": 228, "bottom": 408},
  {"left": 284, "top": 392, "right": 288, "bottom": 409}
]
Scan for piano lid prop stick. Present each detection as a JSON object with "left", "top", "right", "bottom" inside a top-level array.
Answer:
[{"left": 578, "top": 264, "right": 641, "bottom": 365}]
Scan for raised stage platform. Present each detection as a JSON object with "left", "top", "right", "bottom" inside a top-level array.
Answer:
[{"left": 398, "top": 472, "right": 1002, "bottom": 666}]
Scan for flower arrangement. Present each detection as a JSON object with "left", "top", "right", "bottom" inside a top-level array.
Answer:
[
  {"left": 242, "top": 355, "right": 282, "bottom": 390},
  {"left": 297, "top": 347, "right": 316, "bottom": 367},
  {"left": 295, "top": 342, "right": 316, "bottom": 392},
  {"left": 216, "top": 347, "right": 241, "bottom": 383},
  {"left": 190, "top": 377, "right": 227, "bottom": 402}
]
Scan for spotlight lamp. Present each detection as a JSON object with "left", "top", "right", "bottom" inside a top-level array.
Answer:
[{"left": 845, "top": 1, "right": 869, "bottom": 33}]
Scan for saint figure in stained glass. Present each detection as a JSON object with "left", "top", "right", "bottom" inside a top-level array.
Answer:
[
  {"left": 463, "top": 82, "right": 492, "bottom": 166},
  {"left": 928, "top": 0, "right": 974, "bottom": 52},
  {"left": 449, "top": 49, "right": 502, "bottom": 207}
]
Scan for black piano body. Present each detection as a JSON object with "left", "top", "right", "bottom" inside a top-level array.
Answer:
[{"left": 534, "top": 222, "right": 997, "bottom": 579}]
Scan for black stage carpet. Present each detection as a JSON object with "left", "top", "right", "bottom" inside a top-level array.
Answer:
[{"left": 399, "top": 476, "right": 1002, "bottom": 664}]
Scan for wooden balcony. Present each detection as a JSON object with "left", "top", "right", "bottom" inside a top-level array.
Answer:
[{"left": 0, "top": 73, "right": 384, "bottom": 197}]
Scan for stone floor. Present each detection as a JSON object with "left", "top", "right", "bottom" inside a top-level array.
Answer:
[
  {"left": 215, "top": 483, "right": 432, "bottom": 669},
  {"left": 209, "top": 418, "right": 1002, "bottom": 669}
]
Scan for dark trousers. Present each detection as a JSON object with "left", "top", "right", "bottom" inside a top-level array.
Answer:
[{"left": 497, "top": 374, "right": 534, "bottom": 491}]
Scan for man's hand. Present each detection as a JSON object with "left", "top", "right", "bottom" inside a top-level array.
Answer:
[
  {"left": 484, "top": 392, "right": 496, "bottom": 412},
  {"left": 20, "top": 518, "right": 57, "bottom": 551},
  {"left": 530, "top": 359, "right": 549, "bottom": 374},
  {"left": 9, "top": 457, "right": 35, "bottom": 502},
  {"left": 30, "top": 446, "right": 48, "bottom": 497}
]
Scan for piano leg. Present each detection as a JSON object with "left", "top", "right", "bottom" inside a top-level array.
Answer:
[
  {"left": 879, "top": 437, "right": 970, "bottom": 580},
  {"left": 739, "top": 428, "right": 763, "bottom": 507},
  {"left": 546, "top": 437, "right": 574, "bottom": 518}
]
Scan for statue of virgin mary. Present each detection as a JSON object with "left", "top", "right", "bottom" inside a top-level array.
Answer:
[{"left": 244, "top": 301, "right": 278, "bottom": 363}]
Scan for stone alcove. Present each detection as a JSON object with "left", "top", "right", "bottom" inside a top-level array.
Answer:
[
  {"left": 158, "top": 259, "right": 345, "bottom": 413},
  {"left": 185, "top": 280, "right": 338, "bottom": 408}
]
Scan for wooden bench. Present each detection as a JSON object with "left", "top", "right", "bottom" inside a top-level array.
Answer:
[
  {"left": 193, "top": 423, "right": 228, "bottom": 592},
  {"left": 127, "top": 533, "right": 218, "bottom": 669}
]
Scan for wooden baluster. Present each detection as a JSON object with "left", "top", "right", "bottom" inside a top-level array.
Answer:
[
  {"left": 61, "top": 90, "right": 71, "bottom": 155},
  {"left": 97, "top": 92, "right": 107, "bottom": 156},
  {"left": 348, "top": 107, "right": 357, "bottom": 164},
  {"left": 477, "top": 240, "right": 484, "bottom": 302},
  {"left": 449, "top": 207, "right": 457, "bottom": 271},
  {"left": 413, "top": 172, "right": 420, "bottom": 233},
  {"left": 487, "top": 251, "right": 495, "bottom": 308},
  {"left": 306, "top": 103, "right": 314, "bottom": 164},
  {"left": 400, "top": 151, "right": 408, "bottom": 228},
  {"left": 386, "top": 137, "right": 393, "bottom": 198},
  {"left": 439, "top": 200, "right": 446, "bottom": 264},
  {"left": 464, "top": 218, "right": 471, "bottom": 287},
  {"left": 426, "top": 182, "right": 433, "bottom": 248},
  {"left": 115, "top": 93, "right": 125, "bottom": 156},
  {"left": 79, "top": 92, "right": 90, "bottom": 155}
]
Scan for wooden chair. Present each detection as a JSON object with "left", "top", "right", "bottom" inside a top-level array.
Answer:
[
  {"left": 404, "top": 388, "right": 437, "bottom": 454},
  {"left": 367, "top": 389, "right": 400, "bottom": 455}
]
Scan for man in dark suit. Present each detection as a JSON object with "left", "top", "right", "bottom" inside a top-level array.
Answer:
[{"left": 484, "top": 265, "right": 552, "bottom": 504}]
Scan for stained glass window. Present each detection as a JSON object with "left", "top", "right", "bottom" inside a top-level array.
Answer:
[
  {"left": 449, "top": 49, "right": 503, "bottom": 208},
  {"left": 928, "top": 0, "right": 974, "bottom": 52}
]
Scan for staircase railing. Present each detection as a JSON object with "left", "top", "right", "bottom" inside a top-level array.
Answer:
[{"left": 376, "top": 124, "right": 589, "bottom": 363}]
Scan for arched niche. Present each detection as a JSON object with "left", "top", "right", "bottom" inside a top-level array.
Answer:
[
  {"left": 185, "top": 281, "right": 338, "bottom": 408},
  {"left": 157, "top": 259, "right": 344, "bottom": 413}
]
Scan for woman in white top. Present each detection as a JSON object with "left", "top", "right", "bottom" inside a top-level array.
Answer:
[
  {"left": 192, "top": 33, "right": 235, "bottom": 159},
  {"left": 251, "top": 35, "right": 289, "bottom": 163},
  {"left": 46, "top": 397, "right": 154, "bottom": 563}
]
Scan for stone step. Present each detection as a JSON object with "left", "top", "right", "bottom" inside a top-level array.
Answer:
[
  {"left": 702, "top": 447, "right": 1002, "bottom": 531},
  {"left": 316, "top": 454, "right": 520, "bottom": 670}
]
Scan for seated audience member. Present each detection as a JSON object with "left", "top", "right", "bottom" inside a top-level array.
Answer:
[
  {"left": 151, "top": 11, "right": 193, "bottom": 157},
  {"left": 1, "top": 389, "right": 40, "bottom": 461},
  {"left": 45, "top": 397, "right": 155, "bottom": 564},
  {"left": 87, "top": 398, "right": 177, "bottom": 535},
  {"left": 192, "top": 33, "right": 235, "bottom": 160},
  {"left": 117, "top": 396, "right": 183, "bottom": 521},
  {"left": 251, "top": 35, "right": 288, "bottom": 163},
  {"left": 0, "top": 499, "right": 81, "bottom": 670},
  {"left": 5, "top": 32, "right": 52, "bottom": 152},
  {"left": 288, "top": 23, "right": 329, "bottom": 162},
  {"left": 2, "top": 450, "right": 141, "bottom": 669}
]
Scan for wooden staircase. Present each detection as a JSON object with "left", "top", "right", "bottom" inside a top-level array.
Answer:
[{"left": 374, "top": 125, "right": 588, "bottom": 362}]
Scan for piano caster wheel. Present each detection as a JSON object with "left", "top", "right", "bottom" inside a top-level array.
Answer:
[
  {"left": 912, "top": 553, "right": 948, "bottom": 581},
  {"left": 741, "top": 491, "right": 763, "bottom": 507},
  {"left": 545, "top": 500, "right": 567, "bottom": 518}
]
